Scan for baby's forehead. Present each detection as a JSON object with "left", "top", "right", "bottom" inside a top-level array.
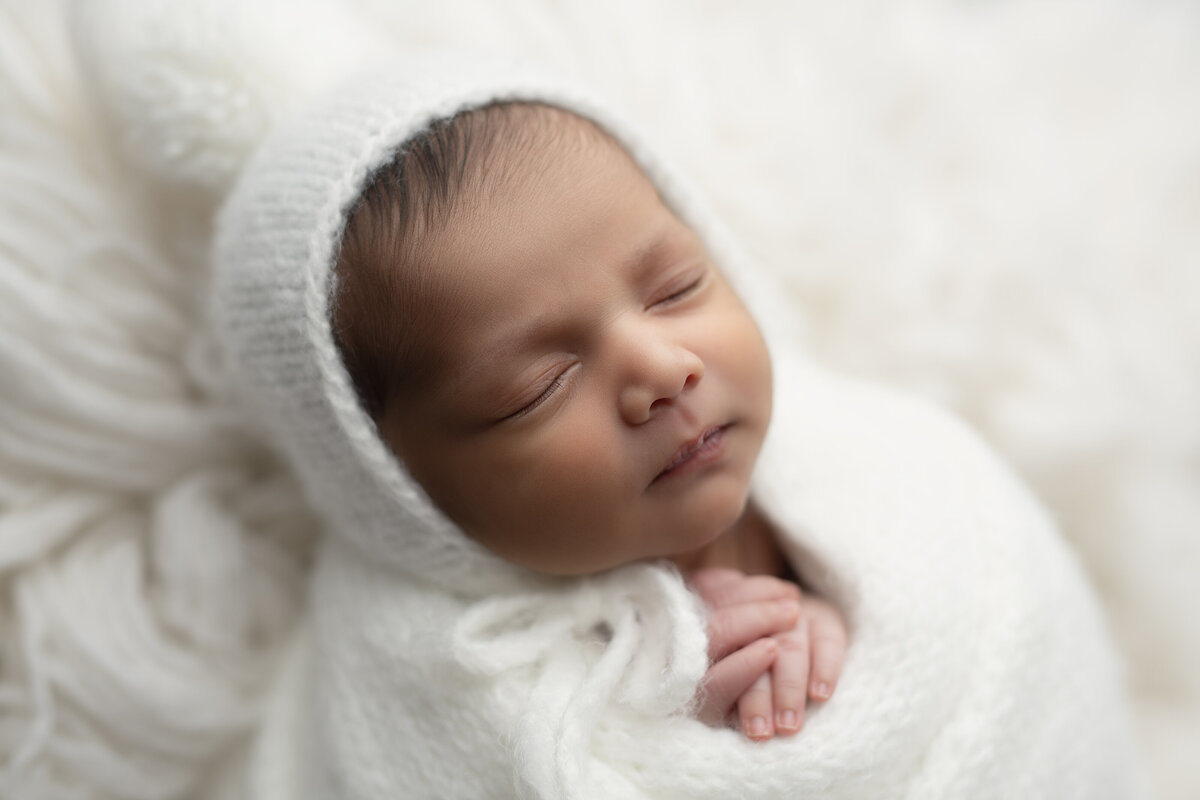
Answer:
[{"left": 401, "top": 105, "right": 660, "bottom": 269}]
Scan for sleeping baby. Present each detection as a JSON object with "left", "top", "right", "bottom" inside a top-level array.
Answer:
[
  {"left": 213, "top": 54, "right": 1138, "bottom": 800},
  {"left": 329, "top": 98, "right": 846, "bottom": 741}
]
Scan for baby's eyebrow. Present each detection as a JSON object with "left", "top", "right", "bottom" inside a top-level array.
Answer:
[
  {"left": 624, "top": 230, "right": 681, "bottom": 284},
  {"left": 441, "top": 309, "right": 563, "bottom": 400}
]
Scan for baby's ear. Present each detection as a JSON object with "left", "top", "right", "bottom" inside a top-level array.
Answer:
[{"left": 68, "top": 0, "right": 392, "bottom": 198}]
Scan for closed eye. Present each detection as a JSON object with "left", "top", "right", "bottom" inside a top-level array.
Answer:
[
  {"left": 503, "top": 365, "right": 574, "bottom": 422},
  {"left": 650, "top": 272, "right": 705, "bottom": 309}
]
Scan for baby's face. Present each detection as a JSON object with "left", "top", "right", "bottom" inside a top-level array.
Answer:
[{"left": 379, "top": 118, "right": 773, "bottom": 575}]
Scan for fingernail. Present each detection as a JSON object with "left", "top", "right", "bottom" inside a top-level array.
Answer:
[
  {"left": 812, "top": 681, "right": 831, "bottom": 700},
  {"left": 747, "top": 716, "right": 768, "bottom": 739},
  {"left": 776, "top": 709, "right": 797, "bottom": 731}
]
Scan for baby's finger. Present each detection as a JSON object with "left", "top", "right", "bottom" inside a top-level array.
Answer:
[
  {"left": 696, "top": 573, "right": 802, "bottom": 611},
  {"left": 687, "top": 567, "right": 745, "bottom": 598},
  {"left": 737, "top": 671, "right": 775, "bottom": 741},
  {"left": 707, "top": 600, "right": 801, "bottom": 661},
  {"left": 697, "top": 638, "right": 777, "bottom": 726},
  {"left": 807, "top": 607, "right": 847, "bottom": 702},
  {"left": 771, "top": 623, "right": 811, "bottom": 736}
]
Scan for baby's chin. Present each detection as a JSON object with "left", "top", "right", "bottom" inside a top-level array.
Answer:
[{"left": 658, "top": 497, "right": 753, "bottom": 571}]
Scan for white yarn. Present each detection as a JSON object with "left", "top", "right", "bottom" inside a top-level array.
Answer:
[{"left": 1, "top": 3, "right": 315, "bottom": 797}]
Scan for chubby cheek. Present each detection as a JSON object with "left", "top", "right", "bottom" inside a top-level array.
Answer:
[
  {"left": 512, "top": 418, "right": 630, "bottom": 520},
  {"left": 736, "top": 329, "right": 773, "bottom": 420},
  {"left": 695, "top": 308, "right": 772, "bottom": 414},
  {"left": 454, "top": 411, "right": 639, "bottom": 570}
]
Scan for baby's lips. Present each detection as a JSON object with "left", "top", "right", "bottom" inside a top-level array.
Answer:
[{"left": 651, "top": 424, "right": 728, "bottom": 483}]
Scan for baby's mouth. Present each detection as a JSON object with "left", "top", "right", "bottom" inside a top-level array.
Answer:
[{"left": 652, "top": 425, "right": 728, "bottom": 484}]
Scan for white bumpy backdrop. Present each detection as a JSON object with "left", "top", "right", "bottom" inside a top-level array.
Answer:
[{"left": 1, "top": 0, "right": 1197, "bottom": 798}]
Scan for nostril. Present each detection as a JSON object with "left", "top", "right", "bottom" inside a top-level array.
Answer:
[{"left": 647, "top": 372, "right": 697, "bottom": 416}]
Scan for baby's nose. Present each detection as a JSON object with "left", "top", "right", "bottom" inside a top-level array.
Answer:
[{"left": 617, "top": 343, "right": 704, "bottom": 425}]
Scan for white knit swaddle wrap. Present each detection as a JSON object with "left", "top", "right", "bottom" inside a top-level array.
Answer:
[{"left": 211, "top": 56, "right": 1139, "bottom": 800}]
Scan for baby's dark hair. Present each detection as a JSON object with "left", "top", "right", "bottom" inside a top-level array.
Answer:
[{"left": 332, "top": 102, "right": 609, "bottom": 420}]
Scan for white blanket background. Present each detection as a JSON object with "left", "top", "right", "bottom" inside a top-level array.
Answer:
[{"left": 1, "top": 0, "right": 1197, "bottom": 797}]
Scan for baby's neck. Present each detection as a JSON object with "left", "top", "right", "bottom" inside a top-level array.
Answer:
[{"left": 670, "top": 505, "right": 788, "bottom": 579}]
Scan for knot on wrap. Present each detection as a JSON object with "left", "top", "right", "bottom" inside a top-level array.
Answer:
[{"left": 453, "top": 564, "right": 708, "bottom": 800}]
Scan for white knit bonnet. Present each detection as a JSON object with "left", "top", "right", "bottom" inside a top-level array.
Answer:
[{"left": 212, "top": 53, "right": 778, "bottom": 591}]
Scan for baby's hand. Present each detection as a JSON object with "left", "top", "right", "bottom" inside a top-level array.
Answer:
[{"left": 690, "top": 568, "right": 847, "bottom": 741}]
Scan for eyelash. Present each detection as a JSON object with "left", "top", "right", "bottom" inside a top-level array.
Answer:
[
  {"left": 652, "top": 274, "right": 704, "bottom": 308},
  {"left": 507, "top": 370, "right": 569, "bottom": 421}
]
